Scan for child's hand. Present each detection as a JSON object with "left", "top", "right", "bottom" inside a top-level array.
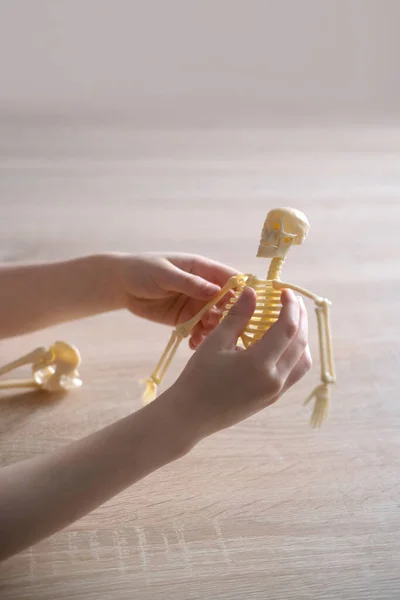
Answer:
[
  {"left": 168, "top": 287, "right": 311, "bottom": 443},
  {"left": 115, "top": 252, "right": 238, "bottom": 349}
]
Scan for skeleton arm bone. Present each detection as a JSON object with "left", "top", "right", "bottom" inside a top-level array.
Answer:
[
  {"left": 272, "top": 280, "right": 335, "bottom": 427},
  {"left": 272, "top": 280, "right": 335, "bottom": 383},
  {"left": 142, "top": 274, "right": 248, "bottom": 403},
  {"left": 176, "top": 274, "right": 248, "bottom": 337}
]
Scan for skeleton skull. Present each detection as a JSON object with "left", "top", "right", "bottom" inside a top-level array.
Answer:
[{"left": 257, "top": 207, "right": 310, "bottom": 258}]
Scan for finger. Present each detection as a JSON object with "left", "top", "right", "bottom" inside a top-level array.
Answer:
[
  {"left": 163, "top": 263, "right": 220, "bottom": 300},
  {"left": 190, "top": 324, "right": 216, "bottom": 347},
  {"left": 200, "top": 307, "right": 222, "bottom": 328},
  {"left": 266, "top": 346, "right": 312, "bottom": 406},
  {"left": 194, "top": 321, "right": 219, "bottom": 337},
  {"left": 181, "top": 255, "right": 238, "bottom": 288},
  {"left": 189, "top": 333, "right": 206, "bottom": 350},
  {"left": 251, "top": 289, "right": 300, "bottom": 365},
  {"left": 280, "top": 345, "right": 312, "bottom": 393},
  {"left": 216, "top": 289, "right": 237, "bottom": 311},
  {"left": 192, "top": 309, "right": 221, "bottom": 336},
  {"left": 207, "top": 286, "right": 256, "bottom": 350},
  {"left": 276, "top": 296, "right": 308, "bottom": 379}
]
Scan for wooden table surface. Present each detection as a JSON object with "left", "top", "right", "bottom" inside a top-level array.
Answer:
[{"left": 0, "top": 123, "right": 399, "bottom": 599}]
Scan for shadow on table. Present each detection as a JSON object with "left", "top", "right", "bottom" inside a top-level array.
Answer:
[{"left": 0, "top": 389, "right": 66, "bottom": 436}]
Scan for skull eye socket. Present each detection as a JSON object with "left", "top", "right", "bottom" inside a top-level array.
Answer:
[
  {"left": 272, "top": 222, "right": 280, "bottom": 231},
  {"left": 283, "top": 236, "right": 292, "bottom": 243}
]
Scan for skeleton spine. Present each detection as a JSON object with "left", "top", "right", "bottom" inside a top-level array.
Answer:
[{"left": 267, "top": 257, "right": 285, "bottom": 281}]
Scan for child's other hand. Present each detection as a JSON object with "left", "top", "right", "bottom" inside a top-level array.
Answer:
[
  {"left": 169, "top": 287, "right": 311, "bottom": 443},
  {"left": 115, "top": 253, "right": 238, "bottom": 349}
]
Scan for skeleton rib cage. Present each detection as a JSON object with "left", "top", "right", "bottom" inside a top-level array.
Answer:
[{"left": 223, "top": 275, "right": 283, "bottom": 348}]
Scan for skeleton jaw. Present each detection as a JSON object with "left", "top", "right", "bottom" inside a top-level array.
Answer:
[
  {"left": 257, "top": 230, "right": 295, "bottom": 259},
  {"left": 256, "top": 241, "right": 291, "bottom": 259}
]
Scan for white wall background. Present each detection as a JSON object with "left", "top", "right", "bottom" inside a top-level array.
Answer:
[{"left": 0, "top": 0, "right": 399, "bottom": 125}]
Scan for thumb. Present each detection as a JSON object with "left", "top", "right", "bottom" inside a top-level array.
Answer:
[
  {"left": 165, "top": 264, "right": 220, "bottom": 299},
  {"left": 209, "top": 286, "right": 256, "bottom": 349}
]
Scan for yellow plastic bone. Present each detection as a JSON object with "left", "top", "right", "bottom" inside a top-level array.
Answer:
[
  {"left": 0, "top": 341, "right": 83, "bottom": 393},
  {"left": 142, "top": 207, "right": 336, "bottom": 427},
  {"left": 141, "top": 274, "right": 247, "bottom": 403}
]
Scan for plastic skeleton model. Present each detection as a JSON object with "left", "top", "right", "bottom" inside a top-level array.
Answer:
[
  {"left": 142, "top": 208, "right": 336, "bottom": 427},
  {"left": 0, "top": 341, "right": 82, "bottom": 392}
]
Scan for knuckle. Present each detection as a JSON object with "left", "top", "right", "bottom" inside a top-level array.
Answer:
[
  {"left": 298, "top": 333, "right": 308, "bottom": 350},
  {"left": 284, "top": 317, "right": 298, "bottom": 338},
  {"left": 266, "top": 367, "right": 284, "bottom": 393},
  {"left": 303, "top": 349, "right": 313, "bottom": 371},
  {"left": 243, "top": 355, "right": 285, "bottom": 397}
]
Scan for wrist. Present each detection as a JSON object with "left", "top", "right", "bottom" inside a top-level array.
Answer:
[
  {"left": 86, "top": 252, "right": 127, "bottom": 312},
  {"left": 157, "top": 383, "right": 205, "bottom": 454},
  {"left": 100, "top": 251, "right": 145, "bottom": 312}
]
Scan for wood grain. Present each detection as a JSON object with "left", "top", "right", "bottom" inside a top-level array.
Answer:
[{"left": 0, "top": 123, "right": 399, "bottom": 599}]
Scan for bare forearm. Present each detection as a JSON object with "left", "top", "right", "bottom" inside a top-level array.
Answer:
[
  {"left": 0, "top": 254, "right": 121, "bottom": 339},
  {"left": 0, "top": 389, "right": 191, "bottom": 561}
]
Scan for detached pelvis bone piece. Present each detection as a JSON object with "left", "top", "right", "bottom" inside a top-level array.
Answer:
[
  {"left": 0, "top": 341, "right": 83, "bottom": 392},
  {"left": 142, "top": 207, "right": 336, "bottom": 428}
]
